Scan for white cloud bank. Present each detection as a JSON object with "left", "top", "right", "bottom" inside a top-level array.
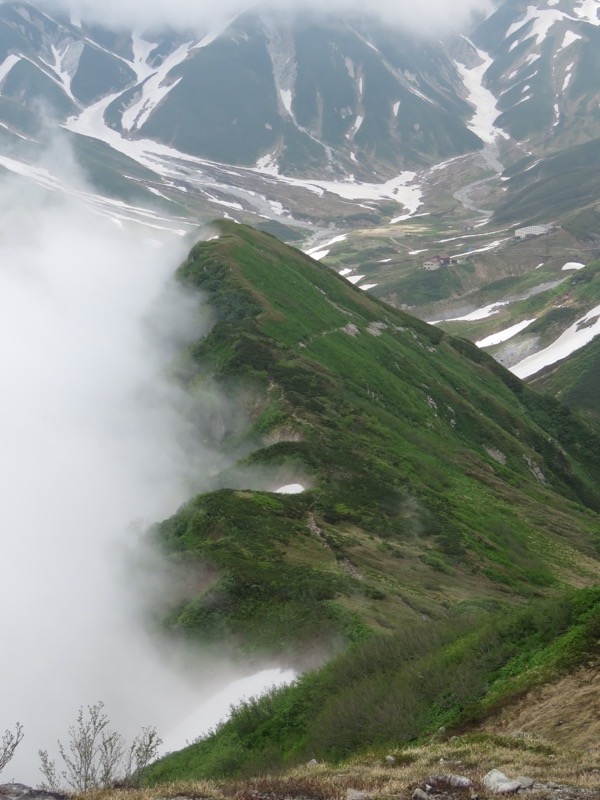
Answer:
[
  {"left": 0, "top": 148, "right": 287, "bottom": 781},
  {"left": 20, "top": 0, "right": 493, "bottom": 35}
]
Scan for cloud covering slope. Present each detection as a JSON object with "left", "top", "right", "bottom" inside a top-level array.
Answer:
[
  {"left": 16, "top": 0, "right": 492, "bottom": 35},
  {"left": 0, "top": 153, "right": 259, "bottom": 780}
]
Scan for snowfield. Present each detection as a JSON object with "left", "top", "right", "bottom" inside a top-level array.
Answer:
[
  {"left": 454, "top": 39, "right": 506, "bottom": 143},
  {"left": 512, "top": 304, "right": 600, "bottom": 378},
  {"left": 476, "top": 318, "right": 536, "bottom": 348}
]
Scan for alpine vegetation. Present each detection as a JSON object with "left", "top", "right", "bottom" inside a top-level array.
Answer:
[
  {"left": 0, "top": 724, "right": 24, "bottom": 777},
  {"left": 38, "top": 703, "right": 161, "bottom": 791}
]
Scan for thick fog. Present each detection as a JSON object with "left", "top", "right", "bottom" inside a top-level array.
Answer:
[
  {"left": 16, "top": 0, "right": 493, "bottom": 35},
  {"left": 0, "top": 155, "right": 293, "bottom": 781}
]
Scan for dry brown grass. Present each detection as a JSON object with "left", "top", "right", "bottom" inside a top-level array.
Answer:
[
  {"left": 481, "top": 665, "right": 600, "bottom": 752},
  {"left": 76, "top": 733, "right": 600, "bottom": 800}
]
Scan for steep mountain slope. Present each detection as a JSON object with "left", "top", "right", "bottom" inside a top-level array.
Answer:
[
  {"left": 129, "top": 14, "right": 481, "bottom": 176},
  {"left": 471, "top": 0, "right": 600, "bottom": 150},
  {"left": 494, "top": 137, "right": 600, "bottom": 226},
  {"left": 150, "top": 222, "right": 600, "bottom": 663},
  {"left": 0, "top": 1, "right": 482, "bottom": 180},
  {"left": 145, "top": 586, "right": 600, "bottom": 780},
  {"left": 530, "top": 335, "right": 600, "bottom": 428}
]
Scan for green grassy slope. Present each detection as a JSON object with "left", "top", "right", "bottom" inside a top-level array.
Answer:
[
  {"left": 152, "top": 221, "right": 600, "bottom": 662},
  {"left": 531, "top": 335, "right": 600, "bottom": 429},
  {"left": 146, "top": 586, "right": 600, "bottom": 781}
]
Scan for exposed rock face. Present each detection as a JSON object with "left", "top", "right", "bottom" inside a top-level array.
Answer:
[
  {"left": 0, "top": 786, "right": 67, "bottom": 800},
  {"left": 414, "top": 771, "right": 598, "bottom": 799}
]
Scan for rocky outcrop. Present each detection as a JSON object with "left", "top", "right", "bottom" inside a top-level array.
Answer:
[
  {"left": 0, "top": 786, "right": 67, "bottom": 800},
  {"left": 412, "top": 771, "right": 597, "bottom": 800}
]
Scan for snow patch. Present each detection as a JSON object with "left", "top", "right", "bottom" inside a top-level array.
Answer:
[
  {"left": 454, "top": 39, "right": 504, "bottom": 144},
  {"left": 0, "top": 54, "right": 21, "bottom": 83},
  {"left": 454, "top": 239, "right": 508, "bottom": 258},
  {"left": 558, "top": 30, "right": 583, "bottom": 51},
  {"left": 255, "top": 152, "right": 279, "bottom": 174},
  {"left": 443, "top": 301, "right": 509, "bottom": 323},
  {"left": 562, "top": 261, "right": 585, "bottom": 270},
  {"left": 276, "top": 484, "right": 305, "bottom": 494},
  {"left": 512, "top": 303, "right": 600, "bottom": 378},
  {"left": 279, "top": 88, "right": 293, "bottom": 115},
  {"left": 476, "top": 318, "right": 536, "bottom": 347},
  {"left": 575, "top": 0, "right": 600, "bottom": 26},
  {"left": 347, "top": 114, "right": 364, "bottom": 139},
  {"left": 305, "top": 234, "right": 347, "bottom": 258},
  {"left": 129, "top": 33, "right": 157, "bottom": 82},
  {"left": 308, "top": 249, "right": 329, "bottom": 260},
  {"left": 507, "top": 7, "right": 567, "bottom": 45},
  {"left": 254, "top": 167, "right": 422, "bottom": 219},
  {"left": 122, "top": 41, "right": 193, "bottom": 132}
]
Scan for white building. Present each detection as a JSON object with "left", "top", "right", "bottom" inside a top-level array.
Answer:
[{"left": 514, "top": 225, "right": 552, "bottom": 239}]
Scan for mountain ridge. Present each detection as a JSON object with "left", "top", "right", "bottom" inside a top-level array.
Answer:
[{"left": 147, "top": 222, "right": 600, "bottom": 665}]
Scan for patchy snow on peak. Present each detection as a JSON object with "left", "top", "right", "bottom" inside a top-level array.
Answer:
[
  {"left": 129, "top": 33, "right": 157, "bottom": 82},
  {"left": 454, "top": 38, "right": 504, "bottom": 144},
  {"left": 122, "top": 41, "right": 193, "bottom": 132},
  {"left": 574, "top": 0, "right": 600, "bottom": 25},
  {"left": 506, "top": 6, "right": 569, "bottom": 45},
  {"left": 0, "top": 53, "right": 21, "bottom": 84},
  {"left": 279, "top": 88, "right": 293, "bottom": 115},
  {"left": 558, "top": 29, "right": 583, "bottom": 52}
]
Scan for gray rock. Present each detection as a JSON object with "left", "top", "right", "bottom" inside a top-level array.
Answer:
[
  {"left": 385, "top": 755, "right": 396, "bottom": 765},
  {"left": 427, "top": 775, "right": 472, "bottom": 790},
  {"left": 346, "top": 790, "right": 369, "bottom": 800},
  {"left": 412, "top": 790, "right": 429, "bottom": 800},
  {"left": 483, "top": 770, "right": 522, "bottom": 794},
  {"left": 445, "top": 775, "right": 472, "bottom": 789},
  {"left": 516, "top": 777, "right": 535, "bottom": 790},
  {"left": 307, "top": 758, "right": 319, "bottom": 767},
  {"left": 0, "top": 786, "right": 67, "bottom": 800}
]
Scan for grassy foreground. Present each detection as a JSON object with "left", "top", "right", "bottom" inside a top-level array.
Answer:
[{"left": 84, "top": 732, "right": 599, "bottom": 800}]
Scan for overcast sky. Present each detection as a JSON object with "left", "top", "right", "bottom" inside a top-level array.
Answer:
[{"left": 30, "top": 0, "right": 493, "bottom": 35}]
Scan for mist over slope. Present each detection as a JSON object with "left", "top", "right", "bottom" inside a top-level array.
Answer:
[{"left": 0, "top": 157, "right": 267, "bottom": 779}]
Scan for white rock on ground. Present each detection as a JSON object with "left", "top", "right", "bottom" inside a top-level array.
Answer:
[{"left": 483, "top": 769, "right": 523, "bottom": 794}]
